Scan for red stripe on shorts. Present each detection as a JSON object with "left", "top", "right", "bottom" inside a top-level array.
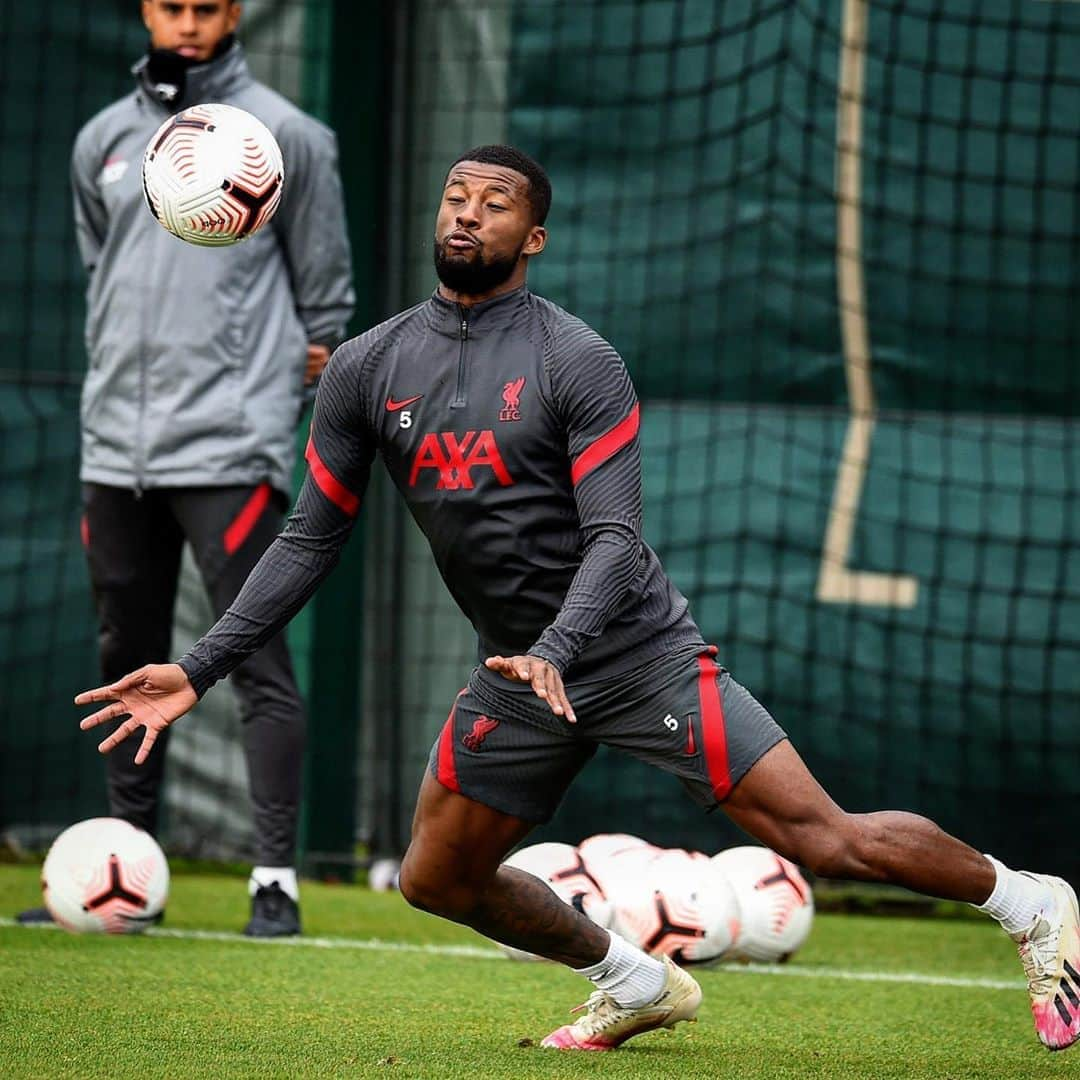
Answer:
[
  {"left": 223, "top": 483, "right": 272, "bottom": 556},
  {"left": 697, "top": 649, "right": 732, "bottom": 800},
  {"left": 436, "top": 690, "right": 467, "bottom": 793}
]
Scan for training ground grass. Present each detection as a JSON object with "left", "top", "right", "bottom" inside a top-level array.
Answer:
[{"left": 0, "top": 864, "right": 1075, "bottom": 1079}]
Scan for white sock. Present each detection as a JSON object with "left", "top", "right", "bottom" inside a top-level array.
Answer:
[
  {"left": 573, "top": 930, "right": 666, "bottom": 1008},
  {"left": 975, "top": 855, "right": 1054, "bottom": 935},
  {"left": 249, "top": 866, "right": 299, "bottom": 902}
]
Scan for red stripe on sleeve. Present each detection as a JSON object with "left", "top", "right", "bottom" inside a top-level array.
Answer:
[
  {"left": 697, "top": 650, "right": 732, "bottom": 800},
  {"left": 305, "top": 435, "right": 361, "bottom": 517},
  {"left": 223, "top": 483, "right": 272, "bottom": 556},
  {"left": 436, "top": 690, "right": 467, "bottom": 793},
  {"left": 570, "top": 403, "right": 640, "bottom": 486}
]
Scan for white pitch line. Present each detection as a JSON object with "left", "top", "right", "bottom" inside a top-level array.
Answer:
[{"left": 0, "top": 918, "right": 1023, "bottom": 992}]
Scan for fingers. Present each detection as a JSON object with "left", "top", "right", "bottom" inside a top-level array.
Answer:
[
  {"left": 75, "top": 667, "right": 148, "bottom": 706},
  {"left": 483, "top": 655, "right": 577, "bottom": 724},
  {"left": 74, "top": 686, "right": 121, "bottom": 706},
  {"left": 95, "top": 715, "right": 142, "bottom": 755},
  {"left": 133, "top": 728, "right": 160, "bottom": 767},
  {"left": 545, "top": 666, "right": 577, "bottom": 725},
  {"left": 79, "top": 701, "right": 131, "bottom": 731},
  {"left": 530, "top": 662, "right": 576, "bottom": 723}
]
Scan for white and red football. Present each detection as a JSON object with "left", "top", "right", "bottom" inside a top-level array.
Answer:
[
  {"left": 41, "top": 817, "right": 169, "bottom": 934},
  {"left": 598, "top": 845, "right": 739, "bottom": 964},
  {"left": 709, "top": 846, "right": 814, "bottom": 962},
  {"left": 142, "top": 102, "right": 283, "bottom": 246}
]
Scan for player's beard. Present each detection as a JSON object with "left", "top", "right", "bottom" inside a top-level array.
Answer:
[{"left": 433, "top": 237, "right": 523, "bottom": 295}]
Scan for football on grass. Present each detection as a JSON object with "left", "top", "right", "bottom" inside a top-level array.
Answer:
[
  {"left": 142, "top": 102, "right": 283, "bottom": 246},
  {"left": 709, "top": 845, "right": 814, "bottom": 962},
  {"left": 41, "top": 817, "right": 169, "bottom": 934}
]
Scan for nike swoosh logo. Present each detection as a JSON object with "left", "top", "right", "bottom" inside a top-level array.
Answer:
[{"left": 386, "top": 394, "right": 423, "bottom": 411}]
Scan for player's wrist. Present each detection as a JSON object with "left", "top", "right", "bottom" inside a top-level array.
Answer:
[
  {"left": 176, "top": 654, "right": 213, "bottom": 699},
  {"left": 524, "top": 643, "right": 567, "bottom": 676}
]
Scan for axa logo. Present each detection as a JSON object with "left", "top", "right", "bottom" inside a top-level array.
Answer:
[
  {"left": 462, "top": 715, "right": 499, "bottom": 751},
  {"left": 499, "top": 377, "right": 525, "bottom": 422},
  {"left": 409, "top": 430, "right": 513, "bottom": 490}
]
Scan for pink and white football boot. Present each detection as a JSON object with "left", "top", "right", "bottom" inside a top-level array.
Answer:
[
  {"left": 540, "top": 956, "right": 702, "bottom": 1051},
  {"left": 1011, "top": 875, "right": 1080, "bottom": 1051}
]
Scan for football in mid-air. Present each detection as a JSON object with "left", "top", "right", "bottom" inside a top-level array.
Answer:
[
  {"left": 142, "top": 102, "right": 283, "bottom": 246},
  {"left": 709, "top": 845, "right": 814, "bottom": 962},
  {"left": 41, "top": 817, "right": 169, "bottom": 934}
]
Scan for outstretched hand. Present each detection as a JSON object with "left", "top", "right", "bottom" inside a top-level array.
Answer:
[
  {"left": 483, "top": 654, "right": 577, "bottom": 724},
  {"left": 75, "top": 663, "right": 198, "bottom": 765}
]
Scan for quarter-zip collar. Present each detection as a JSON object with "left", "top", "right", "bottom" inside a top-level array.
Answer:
[
  {"left": 132, "top": 40, "right": 254, "bottom": 114},
  {"left": 428, "top": 284, "right": 531, "bottom": 339}
]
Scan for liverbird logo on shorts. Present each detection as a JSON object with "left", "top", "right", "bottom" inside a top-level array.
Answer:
[
  {"left": 499, "top": 377, "right": 525, "bottom": 422},
  {"left": 462, "top": 715, "right": 500, "bottom": 751}
]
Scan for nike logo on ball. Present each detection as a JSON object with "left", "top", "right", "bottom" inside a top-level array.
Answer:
[{"left": 386, "top": 394, "right": 423, "bottom": 411}]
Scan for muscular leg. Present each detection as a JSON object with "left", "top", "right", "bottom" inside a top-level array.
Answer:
[
  {"left": 722, "top": 739, "right": 995, "bottom": 904},
  {"left": 398, "top": 770, "right": 611, "bottom": 967}
]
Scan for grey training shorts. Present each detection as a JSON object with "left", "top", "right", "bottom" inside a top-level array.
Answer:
[{"left": 427, "top": 645, "right": 787, "bottom": 823}]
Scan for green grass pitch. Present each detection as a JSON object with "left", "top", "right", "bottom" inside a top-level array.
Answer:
[{"left": 0, "top": 864, "right": 1075, "bottom": 1079}]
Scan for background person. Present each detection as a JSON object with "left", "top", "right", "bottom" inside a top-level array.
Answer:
[{"left": 18, "top": 0, "right": 354, "bottom": 936}]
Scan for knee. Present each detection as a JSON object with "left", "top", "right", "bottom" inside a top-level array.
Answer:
[
  {"left": 398, "top": 848, "right": 481, "bottom": 922},
  {"left": 397, "top": 858, "right": 437, "bottom": 914}
]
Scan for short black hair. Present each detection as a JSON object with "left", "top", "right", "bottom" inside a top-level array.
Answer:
[{"left": 447, "top": 145, "right": 552, "bottom": 225}]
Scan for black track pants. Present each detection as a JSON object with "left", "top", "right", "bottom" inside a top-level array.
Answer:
[{"left": 82, "top": 482, "right": 305, "bottom": 867}]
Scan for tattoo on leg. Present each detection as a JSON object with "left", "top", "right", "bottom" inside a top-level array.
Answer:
[{"left": 467, "top": 866, "right": 609, "bottom": 968}]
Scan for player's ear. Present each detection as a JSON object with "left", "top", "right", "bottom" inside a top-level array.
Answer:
[
  {"left": 227, "top": 2, "right": 242, "bottom": 34},
  {"left": 141, "top": 0, "right": 154, "bottom": 33},
  {"left": 523, "top": 224, "right": 546, "bottom": 257}
]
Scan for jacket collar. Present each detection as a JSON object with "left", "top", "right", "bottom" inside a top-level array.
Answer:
[
  {"left": 428, "top": 284, "right": 531, "bottom": 338},
  {"left": 132, "top": 40, "right": 253, "bottom": 113}
]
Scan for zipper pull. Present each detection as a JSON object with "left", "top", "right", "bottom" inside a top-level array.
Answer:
[{"left": 460, "top": 316, "right": 468, "bottom": 340}]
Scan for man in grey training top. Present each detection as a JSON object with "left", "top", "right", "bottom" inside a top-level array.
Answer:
[{"left": 20, "top": 0, "right": 353, "bottom": 936}]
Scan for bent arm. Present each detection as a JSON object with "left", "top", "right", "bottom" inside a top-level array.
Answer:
[
  {"left": 273, "top": 116, "right": 355, "bottom": 347},
  {"left": 527, "top": 329, "right": 644, "bottom": 673}
]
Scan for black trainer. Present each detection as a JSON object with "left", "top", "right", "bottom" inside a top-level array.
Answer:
[
  {"left": 244, "top": 882, "right": 301, "bottom": 937},
  {"left": 16, "top": 906, "right": 54, "bottom": 924}
]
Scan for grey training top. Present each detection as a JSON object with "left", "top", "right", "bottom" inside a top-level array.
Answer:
[{"left": 179, "top": 286, "right": 703, "bottom": 695}]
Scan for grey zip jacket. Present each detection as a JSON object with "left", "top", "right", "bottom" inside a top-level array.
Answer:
[{"left": 73, "top": 42, "right": 355, "bottom": 494}]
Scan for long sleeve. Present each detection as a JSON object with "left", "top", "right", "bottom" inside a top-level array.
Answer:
[
  {"left": 527, "top": 324, "right": 644, "bottom": 673},
  {"left": 178, "top": 343, "right": 375, "bottom": 695},
  {"left": 273, "top": 115, "right": 355, "bottom": 346},
  {"left": 71, "top": 125, "right": 108, "bottom": 274}
]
